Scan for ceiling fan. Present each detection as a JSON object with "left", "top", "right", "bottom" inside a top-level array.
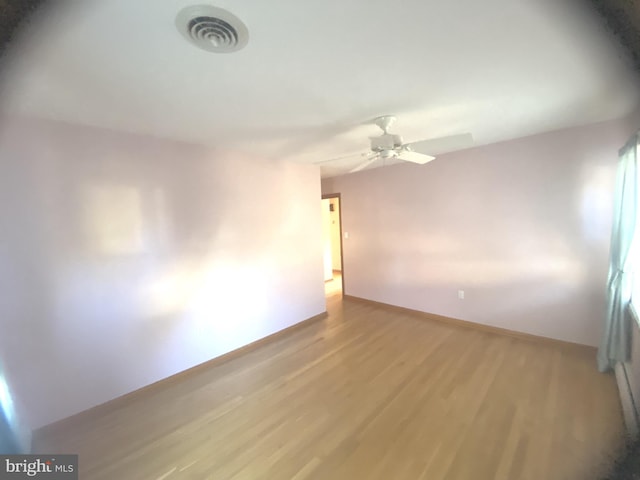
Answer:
[{"left": 320, "top": 115, "right": 473, "bottom": 173}]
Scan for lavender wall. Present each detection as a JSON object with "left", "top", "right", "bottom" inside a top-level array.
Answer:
[
  {"left": 322, "top": 118, "right": 634, "bottom": 347},
  {"left": 0, "top": 116, "right": 326, "bottom": 430}
]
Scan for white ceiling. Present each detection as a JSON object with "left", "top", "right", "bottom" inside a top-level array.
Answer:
[{"left": 2, "top": 0, "right": 639, "bottom": 176}]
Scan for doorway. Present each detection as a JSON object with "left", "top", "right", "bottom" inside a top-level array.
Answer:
[{"left": 321, "top": 194, "right": 344, "bottom": 297}]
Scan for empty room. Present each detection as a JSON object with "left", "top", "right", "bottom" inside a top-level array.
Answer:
[{"left": 0, "top": 1, "right": 639, "bottom": 479}]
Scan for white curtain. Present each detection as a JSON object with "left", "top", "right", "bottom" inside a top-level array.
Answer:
[{"left": 597, "top": 134, "right": 638, "bottom": 372}]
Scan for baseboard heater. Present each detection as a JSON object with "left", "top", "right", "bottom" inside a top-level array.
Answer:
[
  {"left": 616, "top": 307, "right": 640, "bottom": 437},
  {"left": 616, "top": 363, "right": 639, "bottom": 437}
]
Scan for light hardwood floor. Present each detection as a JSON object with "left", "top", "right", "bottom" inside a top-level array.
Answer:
[{"left": 35, "top": 295, "right": 624, "bottom": 479}]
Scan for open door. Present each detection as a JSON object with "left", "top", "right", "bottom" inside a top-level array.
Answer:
[{"left": 321, "top": 193, "right": 344, "bottom": 297}]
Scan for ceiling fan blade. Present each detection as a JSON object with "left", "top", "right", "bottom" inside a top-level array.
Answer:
[
  {"left": 407, "top": 133, "right": 474, "bottom": 156},
  {"left": 397, "top": 150, "right": 435, "bottom": 165},
  {"left": 350, "top": 156, "right": 379, "bottom": 173},
  {"left": 314, "top": 152, "right": 369, "bottom": 165}
]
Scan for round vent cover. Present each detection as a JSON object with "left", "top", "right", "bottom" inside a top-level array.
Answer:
[{"left": 176, "top": 5, "right": 249, "bottom": 53}]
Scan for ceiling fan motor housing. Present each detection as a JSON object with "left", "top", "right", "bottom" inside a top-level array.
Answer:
[{"left": 371, "top": 134, "right": 403, "bottom": 152}]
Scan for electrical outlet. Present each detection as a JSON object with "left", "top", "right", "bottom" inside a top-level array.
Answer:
[{"left": 458, "top": 290, "right": 465, "bottom": 300}]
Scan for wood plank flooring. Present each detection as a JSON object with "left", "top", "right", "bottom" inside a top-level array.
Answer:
[{"left": 34, "top": 295, "right": 625, "bottom": 479}]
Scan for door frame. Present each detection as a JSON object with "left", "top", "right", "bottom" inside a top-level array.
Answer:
[{"left": 322, "top": 193, "right": 345, "bottom": 297}]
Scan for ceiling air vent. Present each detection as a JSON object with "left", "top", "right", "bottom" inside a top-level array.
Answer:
[{"left": 176, "top": 5, "right": 249, "bottom": 53}]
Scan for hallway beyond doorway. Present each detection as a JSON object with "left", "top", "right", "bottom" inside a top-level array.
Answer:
[{"left": 324, "top": 270, "right": 342, "bottom": 297}]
